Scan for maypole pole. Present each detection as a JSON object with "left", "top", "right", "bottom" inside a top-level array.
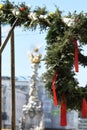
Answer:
[
  {"left": 11, "top": 29, "right": 16, "bottom": 130},
  {"left": 0, "top": 19, "right": 18, "bottom": 130},
  {"left": 0, "top": 18, "right": 18, "bottom": 54}
]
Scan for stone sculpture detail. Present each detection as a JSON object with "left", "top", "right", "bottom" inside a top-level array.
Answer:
[{"left": 19, "top": 48, "right": 44, "bottom": 130}]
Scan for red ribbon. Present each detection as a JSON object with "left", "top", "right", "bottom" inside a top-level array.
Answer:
[
  {"left": 52, "top": 72, "right": 58, "bottom": 106},
  {"left": 60, "top": 94, "right": 67, "bottom": 126},
  {"left": 82, "top": 98, "right": 87, "bottom": 118},
  {"left": 73, "top": 38, "right": 79, "bottom": 72}
]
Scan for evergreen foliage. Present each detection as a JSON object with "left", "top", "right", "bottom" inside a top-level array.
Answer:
[{"left": 0, "top": 0, "right": 87, "bottom": 110}]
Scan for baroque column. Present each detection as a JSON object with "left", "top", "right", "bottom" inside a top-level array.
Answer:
[{"left": 19, "top": 48, "right": 44, "bottom": 130}]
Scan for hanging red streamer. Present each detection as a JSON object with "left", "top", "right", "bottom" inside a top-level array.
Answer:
[
  {"left": 73, "top": 38, "right": 79, "bottom": 72},
  {"left": 60, "top": 94, "right": 67, "bottom": 126},
  {"left": 52, "top": 72, "right": 58, "bottom": 106},
  {"left": 82, "top": 98, "right": 87, "bottom": 118}
]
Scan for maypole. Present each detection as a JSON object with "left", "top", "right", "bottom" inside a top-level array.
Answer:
[
  {"left": 0, "top": 19, "right": 18, "bottom": 130},
  {"left": 11, "top": 29, "right": 16, "bottom": 130}
]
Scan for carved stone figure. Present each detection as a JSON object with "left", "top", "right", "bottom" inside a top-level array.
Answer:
[{"left": 19, "top": 48, "right": 44, "bottom": 130}]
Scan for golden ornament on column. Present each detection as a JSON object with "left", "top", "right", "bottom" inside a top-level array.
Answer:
[{"left": 29, "top": 47, "right": 42, "bottom": 64}]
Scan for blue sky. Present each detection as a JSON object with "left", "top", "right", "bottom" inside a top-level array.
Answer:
[{"left": 1, "top": 0, "right": 87, "bottom": 87}]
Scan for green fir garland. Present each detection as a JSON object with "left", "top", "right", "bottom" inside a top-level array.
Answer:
[{"left": 0, "top": 0, "right": 87, "bottom": 110}]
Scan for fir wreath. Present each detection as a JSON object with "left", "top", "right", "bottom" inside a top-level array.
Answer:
[{"left": 0, "top": 0, "right": 87, "bottom": 111}]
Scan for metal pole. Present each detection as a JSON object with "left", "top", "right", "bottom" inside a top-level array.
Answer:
[
  {"left": 0, "top": 21, "right": 2, "bottom": 130},
  {"left": 11, "top": 29, "right": 16, "bottom": 130}
]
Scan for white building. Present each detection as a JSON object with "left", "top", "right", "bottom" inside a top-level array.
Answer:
[
  {"left": 2, "top": 76, "right": 79, "bottom": 130},
  {"left": 2, "top": 76, "right": 29, "bottom": 129}
]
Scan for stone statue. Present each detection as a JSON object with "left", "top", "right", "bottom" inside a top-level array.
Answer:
[{"left": 19, "top": 48, "right": 44, "bottom": 130}]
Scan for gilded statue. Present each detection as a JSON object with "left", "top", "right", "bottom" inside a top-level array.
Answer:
[{"left": 29, "top": 48, "right": 42, "bottom": 63}]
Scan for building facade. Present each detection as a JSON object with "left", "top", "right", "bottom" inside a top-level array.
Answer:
[
  {"left": 2, "top": 76, "right": 29, "bottom": 129},
  {"left": 1, "top": 76, "right": 78, "bottom": 130}
]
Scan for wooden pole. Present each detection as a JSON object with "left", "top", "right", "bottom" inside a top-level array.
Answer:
[
  {"left": 0, "top": 22, "right": 2, "bottom": 130},
  {"left": 0, "top": 19, "right": 17, "bottom": 130},
  {"left": 0, "top": 18, "right": 18, "bottom": 54},
  {"left": 11, "top": 29, "right": 16, "bottom": 130}
]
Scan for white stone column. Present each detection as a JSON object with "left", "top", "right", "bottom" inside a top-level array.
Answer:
[{"left": 19, "top": 48, "right": 44, "bottom": 130}]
